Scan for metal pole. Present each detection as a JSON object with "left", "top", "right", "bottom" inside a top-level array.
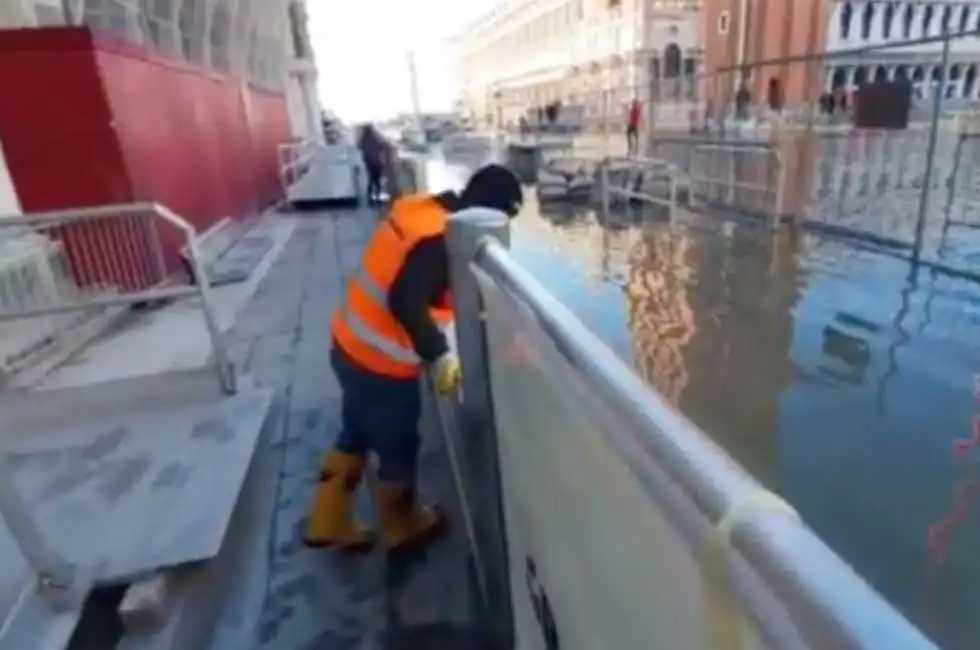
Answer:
[
  {"left": 941, "top": 132, "right": 965, "bottom": 249},
  {"left": 601, "top": 159, "right": 611, "bottom": 216},
  {"left": 445, "top": 207, "right": 514, "bottom": 650},
  {"left": 734, "top": 0, "right": 749, "bottom": 100},
  {"left": 913, "top": 33, "right": 950, "bottom": 265},
  {"left": 406, "top": 50, "right": 425, "bottom": 147}
]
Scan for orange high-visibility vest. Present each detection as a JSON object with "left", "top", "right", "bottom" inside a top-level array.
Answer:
[{"left": 331, "top": 194, "right": 454, "bottom": 378}]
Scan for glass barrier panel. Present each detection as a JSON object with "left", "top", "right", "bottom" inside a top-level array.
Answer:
[{"left": 473, "top": 265, "right": 789, "bottom": 650}]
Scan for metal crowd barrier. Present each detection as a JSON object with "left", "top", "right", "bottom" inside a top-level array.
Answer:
[
  {"left": 277, "top": 140, "right": 316, "bottom": 194},
  {"left": 441, "top": 208, "right": 938, "bottom": 650},
  {"left": 650, "top": 138, "right": 785, "bottom": 228},
  {"left": 598, "top": 156, "right": 678, "bottom": 223},
  {"left": 0, "top": 202, "right": 235, "bottom": 394}
]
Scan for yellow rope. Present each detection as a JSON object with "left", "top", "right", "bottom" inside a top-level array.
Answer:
[{"left": 701, "top": 490, "right": 799, "bottom": 650}]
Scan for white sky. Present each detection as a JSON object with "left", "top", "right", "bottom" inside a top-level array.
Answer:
[{"left": 307, "top": 0, "right": 493, "bottom": 122}]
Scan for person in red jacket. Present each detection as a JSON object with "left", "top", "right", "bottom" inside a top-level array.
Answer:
[{"left": 626, "top": 98, "right": 642, "bottom": 155}]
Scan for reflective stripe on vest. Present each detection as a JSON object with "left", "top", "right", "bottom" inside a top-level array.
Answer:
[
  {"left": 332, "top": 194, "right": 449, "bottom": 375},
  {"left": 336, "top": 267, "right": 420, "bottom": 365}
]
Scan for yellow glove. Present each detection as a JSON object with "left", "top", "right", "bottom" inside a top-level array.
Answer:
[{"left": 432, "top": 352, "right": 461, "bottom": 395}]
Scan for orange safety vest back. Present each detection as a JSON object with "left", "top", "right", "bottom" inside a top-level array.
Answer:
[{"left": 331, "top": 194, "right": 454, "bottom": 378}]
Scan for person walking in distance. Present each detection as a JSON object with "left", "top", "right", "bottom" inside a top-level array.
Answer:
[
  {"left": 626, "top": 98, "right": 642, "bottom": 155},
  {"left": 358, "top": 123, "right": 386, "bottom": 205},
  {"left": 303, "top": 163, "right": 524, "bottom": 554}
]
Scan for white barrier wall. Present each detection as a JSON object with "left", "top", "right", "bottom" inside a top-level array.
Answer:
[{"left": 477, "top": 273, "right": 772, "bottom": 650}]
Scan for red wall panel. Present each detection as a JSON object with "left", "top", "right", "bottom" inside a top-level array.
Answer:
[
  {"left": 91, "top": 30, "right": 289, "bottom": 233},
  {"left": 0, "top": 26, "right": 290, "bottom": 278},
  {"left": 0, "top": 28, "right": 128, "bottom": 211}
]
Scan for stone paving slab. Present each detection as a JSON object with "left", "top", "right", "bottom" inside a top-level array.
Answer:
[
  {"left": 208, "top": 208, "right": 479, "bottom": 650},
  {"left": 208, "top": 233, "right": 276, "bottom": 287},
  {"left": 0, "top": 371, "right": 274, "bottom": 590}
]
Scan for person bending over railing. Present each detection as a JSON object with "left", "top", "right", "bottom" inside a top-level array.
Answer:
[{"left": 302, "top": 163, "right": 523, "bottom": 554}]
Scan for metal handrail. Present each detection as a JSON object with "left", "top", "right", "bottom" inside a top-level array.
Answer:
[
  {"left": 0, "top": 202, "right": 235, "bottom": 394},
  {"left": 473, "top": 236, "right": 937, "bottom": 650},
  {"left": 277, "top": 140, "right": 316, "bottom": 190}
]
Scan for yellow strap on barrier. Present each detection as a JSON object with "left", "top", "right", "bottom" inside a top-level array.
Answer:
[{"left": 700, "top": 490, "right": 799, "bottom": 650}]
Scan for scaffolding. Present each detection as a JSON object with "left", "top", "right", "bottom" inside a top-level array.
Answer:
[{"left": 0, "top": 0, "right": 313, "bottom": 91}]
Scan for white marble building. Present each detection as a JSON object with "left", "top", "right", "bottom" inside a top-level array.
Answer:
[
  {"left": 825, "top": 0, "right": 980, "bottom": 99},
  {"left": 450, "top": 0, "right": 703, "bottom": 127}
]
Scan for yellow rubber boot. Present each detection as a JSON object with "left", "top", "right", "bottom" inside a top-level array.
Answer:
[
  {"left": 374, "top": 481, "right": 448, "bottom": 552},
  {"left": 302, "top": 451, "right": 374, "bottom": 552}
]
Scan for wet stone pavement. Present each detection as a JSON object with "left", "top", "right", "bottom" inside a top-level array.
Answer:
[{"left": 207, "top": 209, "right": 480, "bottom": 650}]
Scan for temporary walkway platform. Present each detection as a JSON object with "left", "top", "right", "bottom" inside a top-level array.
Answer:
[{"left": 0, "top": 167, "right": 943, "bottom": 650}]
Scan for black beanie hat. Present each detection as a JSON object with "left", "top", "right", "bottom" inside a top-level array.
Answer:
[{"left": 460, "top": 163, "right": 523, "bottom": 217}]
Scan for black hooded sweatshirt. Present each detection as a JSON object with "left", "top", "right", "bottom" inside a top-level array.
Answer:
[
  {"left": 384, "top": 190, "right": 462, "bottom": 363},
  {"left": 385, "top": 167, "right": 522, "bottom": 364}
]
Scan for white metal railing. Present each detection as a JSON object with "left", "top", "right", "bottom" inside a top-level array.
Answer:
[
  {"left": 277, "top": 140, "right": 317, "bottom": 195},
  {"left": 0, "top": 202, "right": 235, "bottom": 394},
  {"left": 440, "top": 208, "right": 939, "bottom": 650},
  {"left": 688, "top": 144, "right": 785, "bottom": 227},
  {"left": 650, "top": 139, "right": 785, "bottom": 228},
  {"left": 598, "top": 156, "right": 679, "bottom": 223}
]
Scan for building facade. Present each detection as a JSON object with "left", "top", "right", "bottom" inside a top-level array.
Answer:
[
  {"left": 701, "top": 0, "right": 980, "bottom": 113},
  {"left": 454, "top": 0, "right": 980, "bottom": 128},
  {"left": 0, "top": 0, "right": 318, "bottom": 329},
  {"left": 825, "top": 0, "right": 980, "bottom": 100},
  {"left": 0, "top": 0, "right": 321, "bottom": 146},
  {"left": 450, "top": 0, "right": 703, "bottom": 128}
]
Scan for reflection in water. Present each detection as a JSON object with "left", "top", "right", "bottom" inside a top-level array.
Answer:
[
  {"left": 624, "top": 219, "right": 804, "bottom": 485},
  {"left": 625, "top": 226, "right": 695, "bottom": 406},
  {"left": 508, "top": 193, "right": 980, "bottom": 650}
]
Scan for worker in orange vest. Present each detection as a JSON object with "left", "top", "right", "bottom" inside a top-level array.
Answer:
[{"left": 303, "top": 163, "right": 523, "bottom": 554}]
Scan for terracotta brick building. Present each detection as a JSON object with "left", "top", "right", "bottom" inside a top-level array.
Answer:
[{"left": 700, "top": 0, "right": 832, "bottom": 110}]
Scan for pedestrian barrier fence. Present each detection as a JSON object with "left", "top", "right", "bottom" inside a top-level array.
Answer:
[
  {"left": 598, "top": 156, "right": 678, "bottom": 224},
  {"left": 277, "top": 139, "right": 316, "bottom": 194},
  {"left": 178, "top": 216, "right": 246, "bottom": 285},
  {"left": 0, "top": 202, "right": 234, "bottom": 394},
  {"left": 944, "top": 130, "right": 980, "bottom": 232},
  {"left": 649, "top": 139, "right": 785, "bottom": 227},
  {"left": 442, "top": 133, "right": 496, "bottom": 160},
  {"left": 441, "top": 208, "right": 939, "bottom": 650}
]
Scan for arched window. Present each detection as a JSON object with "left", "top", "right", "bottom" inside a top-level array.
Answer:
[
  {"left": 941, "top": 4, "right": 952, "bottom": 32},
  {"left": 960, "top": 6, "right": 971, "bottom": 34},
  {"left": 854, "top": 66, "right": 868, "bottom": 86},
  {"left": 842, "top": 1, "right": 853, "bottom": 38},
  {"left": 903, "top": 3, "right": 914, "bottom": 38},
  {"left": 923, "top": 4, "right": 934, "bottom": 35},
  {"left": 883, "top": 2, "right": 895, "bottom": 39},
  {"left": 874, "top": 65, "right": 889, "bottom": 82},
  {"left": 861, "top": 2, "right": 876, "bottom": 39},
  {"left": 663, "top": 43, "right": 681, "bottom": 78},
  {"left": 965, "top": 65, "right": 978, "bottom": 98},
  {"left": 832, "top": 67, "right": 849, "bottom": 90}
]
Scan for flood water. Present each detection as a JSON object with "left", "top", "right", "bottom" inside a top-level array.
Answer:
[{"left": 427, "top": 158, "right": 980, "bottom": 649}]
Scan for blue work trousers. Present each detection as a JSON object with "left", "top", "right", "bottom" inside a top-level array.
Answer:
[{"left": 331, "top": 345, "right": 421, "bottom": 485}]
